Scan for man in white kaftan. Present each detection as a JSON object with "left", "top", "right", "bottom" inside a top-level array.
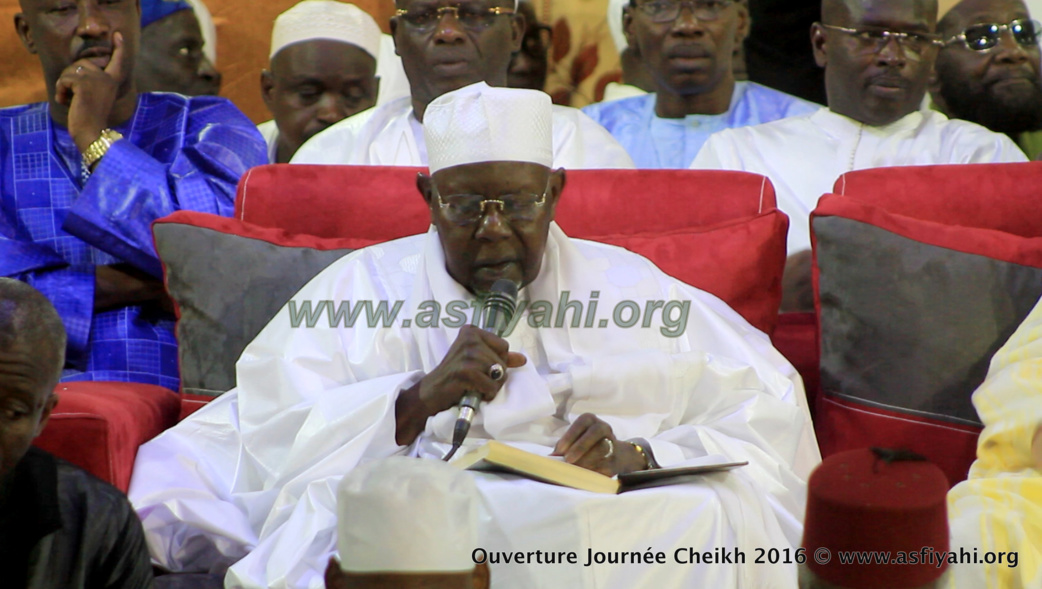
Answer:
[
  {"left": 130, "top": 84, "right": 817, "bottom": 589},
  {"left": 290, "top": 0, "right": 633, "bottom": 168},
  {"left": 692, "top": 107, "right": 1025, "bottom": 255},
  {"left": 691, "top": 0, "right": 1026, "bottom": 283},
  {"left": 291, "top": 90, "right": 635, "bottom": 168}
]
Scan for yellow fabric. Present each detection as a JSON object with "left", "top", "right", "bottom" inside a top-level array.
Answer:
[{"left": 945, "top": 296, "right": 1042, "bottom": 589}]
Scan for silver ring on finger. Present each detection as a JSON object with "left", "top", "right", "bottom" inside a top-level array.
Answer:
[
  {"left": 603, "top": 438, "right": 614, "bottom": 459},
  {"left": 76, "top": 66, "right": 84, "bottom": 74},
  {"left": 489, "top": 363, "right": 505, "bottom": 381}
]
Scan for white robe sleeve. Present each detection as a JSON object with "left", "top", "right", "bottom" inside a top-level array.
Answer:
[
  {"left": 688, "top": 130, "right": 743, "bottom": 170},
  {"left": 549, "top": 106, "right": 636, "bottom": 169}
]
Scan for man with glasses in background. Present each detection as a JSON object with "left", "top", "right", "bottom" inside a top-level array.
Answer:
[
  {"left": 582, "top": 0, "right": 817, "bottom": 168},
  {"left": 506, "top": 0, "right": 551, "bottom": 91},
  {"left": 931, "top": 0, "right": 1042, "bottom": 159},
  {"left": 692, "top": 0, "right": 1026, "bottom": 312},
  {"left": 290, "top": 0, "right": 633, "bottom": 168}
]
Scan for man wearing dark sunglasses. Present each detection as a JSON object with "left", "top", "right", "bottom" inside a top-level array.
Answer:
[
  {"left": 290, "top": 0, "right": 634, "bottom": 168},
  {"left": 693, "top": 0, "right": 1027, "bottom": 311},
  {"left": 931, "top": 0, "right": 1042, "bottom": 158}
]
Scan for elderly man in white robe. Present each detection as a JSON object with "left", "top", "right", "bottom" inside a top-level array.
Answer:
[
  {"left": 691, "top": 0, "right": 1027, "bottom": 310},
  {"left": 130, "top": 83, "right": 818, "bottom": 589},
  {"left": 289, "top": 0, "right": 634, "bottom": 168}
]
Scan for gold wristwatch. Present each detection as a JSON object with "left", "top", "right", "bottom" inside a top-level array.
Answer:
[{"left": 81, "top": 129, "right": 124, "bottom": 172}]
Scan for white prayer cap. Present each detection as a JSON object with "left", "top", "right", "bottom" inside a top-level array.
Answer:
[
  {"left": 424, "top": 82, "right": 553, "bottom": 174},
  {"left": 269, "top": 1, "right": 382, "bottom": 61},
  {"left": 608, "top": 0, "right": 629, "bottom": 54},
  {"left": 337, "top": 457, "right": 479, "bottom": 573}
]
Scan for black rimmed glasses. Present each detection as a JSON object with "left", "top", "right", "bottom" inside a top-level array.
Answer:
[
  {"left": 819, "top": 23, "right": 944, "bottom": 59},
  {"left": 433, "top": 182, "right": 550, "bottom": 226},
  {"left": 945, "top": 19, "right": 1041, "bottom": 52},
  {"left": 631, "top": 0, "right": 734, "bottom": 24},
  {"left": 394, "top": 3, "right": 515, "bottom": 33}
]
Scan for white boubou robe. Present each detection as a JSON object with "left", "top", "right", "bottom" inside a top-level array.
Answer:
[
  {"left": 130, "top": 224, "right": 819, "bottom": 589},
  {"left": 691, "top": 108, "right": 1028, "bottom": 255},
  {"left": 289, "top": 95, "right": 636, "bottom": 169}
]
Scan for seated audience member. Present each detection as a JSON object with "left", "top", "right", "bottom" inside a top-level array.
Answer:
[
  {"left": 601, "top": 0, "right": 657, "bottom": 102},
  {"left": 259, "top": 1, "right": 382, "bottom": 164},
  {"left": 0, "top": 278, "right": 153, "bottom": 588},
  {"left": 133, "top": 0, "right": 221, "bottom": 96},
  {"left": 945, "top": 295, "right": 1042, "bottom": 588},
  {"left": 290, "top": 0, "right": 634, "bottom": 168},
  {"left": 931, "top": 0, "right": 1042, "bottom": 159},
  {"left": 129, "top": 83, "right": 818, "bottom": 589},
  {"left": 800, "top": 448, "right": 951, "bottom": 589},
  {"left": 506, "top": 0, "right": 551, "bottom": 91},
  {"left": 583, "top": 0, "right": 817, "bottom": 168},
  {"left": 324, "top": 458, "right": 490, "bottom": 589},
  {"left": 692, "top": 0, "right": 1027, "bottom": 311},
  {"left": 2, "top": 0, "right": 266, "bottom": 391}
]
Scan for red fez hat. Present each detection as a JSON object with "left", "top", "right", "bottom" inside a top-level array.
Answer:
[{"left": 802, "top": 448, "right": 949, "bottom": 589}]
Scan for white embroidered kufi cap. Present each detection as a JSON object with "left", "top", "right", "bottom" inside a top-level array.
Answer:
[
  {"left": 337, "top": 457, "right": 479, "bottom": 573},
  {"left": 608, "top": 0, "right": 629, "bottom": 54},
  {"left": 424, "top": 82, "right": 553, "bottom": 174},
  {"left": 270, "top": 0, "right": 382, "bottom": 60}
]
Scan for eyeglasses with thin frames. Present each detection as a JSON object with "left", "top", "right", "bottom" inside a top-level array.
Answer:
[
  {"left": 819, "top": 23, "right": 944, "bottom": 59},
  {"left": 394, "top": 4, "right": 514, "bottom": 34},
  {"left": 945, "top": 19, "right": 1042, "bottom": 52},
  {"left": 433, "top": 181, "right": 550, "bottom": 226},
  {"left": 631, "top": 0, "right": 734, "bottom": 24}
]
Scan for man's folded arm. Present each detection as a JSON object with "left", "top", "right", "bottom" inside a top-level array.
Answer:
[
  {"left": 0, "top": 231, "right": 94, "bottom": 368},
  {"left": 62, "top": 100, "right": 267, "bottom": 279}
]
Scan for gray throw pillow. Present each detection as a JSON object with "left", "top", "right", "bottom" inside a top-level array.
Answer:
[{"left": 154, "top": 221, "right": 354, "bottom": 396}]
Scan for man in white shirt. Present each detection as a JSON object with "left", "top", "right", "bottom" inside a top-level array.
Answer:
[
  {"left": 291, "top": 0, "right": 634, "bottom": 168},
  {"left": 692, "top": 0, "right": 1026, "bottom": 310},
  {"left": 258, "top": 1, "right": 382, "bottom": 164},
  {"left": 130, "top": 83, "right": 816, "bottom": 589}
]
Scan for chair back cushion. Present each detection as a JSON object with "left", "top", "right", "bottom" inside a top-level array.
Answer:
[
  {"left": 812, "top": 163, "right": 1042, "bottom": 485},
  {"left": 235, "top": 164, "right": 788, "bottom": 334}
]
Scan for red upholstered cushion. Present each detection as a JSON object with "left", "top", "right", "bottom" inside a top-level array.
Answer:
[
  {"left": 233, "top": 165, "right": 787, "bottom": 335},
  {"left": 32, "top": 382, "right": 181, "bottom": 492},
  {"left": 833, "top": 162, "right": 1042, "bottom": 238}
]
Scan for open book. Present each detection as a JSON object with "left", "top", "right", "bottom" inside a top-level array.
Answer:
[{"left": 450, "top": 440, "right": 747, "bottom": 495}]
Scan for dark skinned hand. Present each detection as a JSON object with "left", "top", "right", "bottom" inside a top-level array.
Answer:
[
  {"left": 395, "top": 325, "right": 526, "bottom": 445},
  {"left": 552, "top": 413, "right": 647, "bottom": 477},
  {"left": 55, "top": 31, "right": 129, "bottom": 154},
  {"left": 94, "top": 263, "right": 168, "bottom": 312}
]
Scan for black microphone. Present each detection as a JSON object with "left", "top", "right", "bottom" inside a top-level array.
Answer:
[{"left": 444, "top": 279, "right": 519, "bottom": 461}]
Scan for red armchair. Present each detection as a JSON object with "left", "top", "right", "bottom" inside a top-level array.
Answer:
[
  {"left": 40, "top": 164, "right": 800, "bottom": 489},
  {"left": 810, "top": 162, "right": 1042, "bottom": 485},
  {"left": 234, "top": 164, "right": 790, "bottom": 337},
  {"left": 33, "top": 381, "right": 181, "bottom": 492}
]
